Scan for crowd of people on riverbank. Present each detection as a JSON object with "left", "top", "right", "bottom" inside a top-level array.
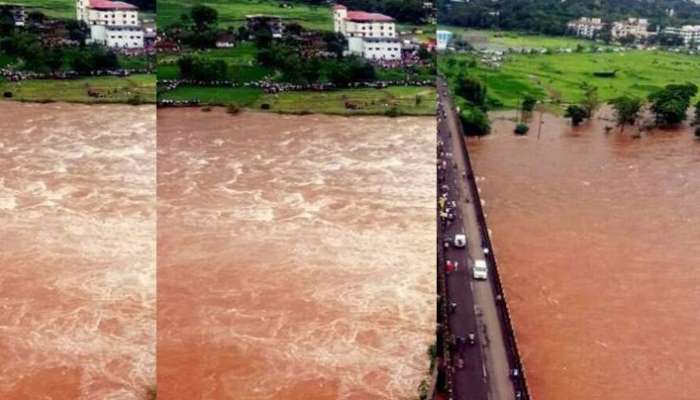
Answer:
[{"left": 157, "top": 78, "right": 434, "bottom": 94}]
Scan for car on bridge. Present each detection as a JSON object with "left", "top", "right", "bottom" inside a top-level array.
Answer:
[{"left": 473, "top": 259, "right": 488, "bottom": 280}]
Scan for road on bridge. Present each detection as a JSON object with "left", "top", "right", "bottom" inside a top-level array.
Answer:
[{"left": 437, "top": 78, "right": 518, "bottom": 400}]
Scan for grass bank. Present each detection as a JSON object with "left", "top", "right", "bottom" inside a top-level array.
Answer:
[
  {"left": 1, "top": 74, "right": 156, "bottom": 104},
  {"left": 159, "top": 85, "right": 437, "bottom": 116}
]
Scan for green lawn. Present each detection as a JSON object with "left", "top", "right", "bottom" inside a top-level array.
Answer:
[
  {"left": 441, "top": 50, "right": 700, "bottom": 110},
  {"left": 440, "top": 26, "right": 593, "bottom": 51},
  {"left": 158, "top": 0, "right": 333, "bottom": 31},
  {"left": 159, "top": 85, "right": 437, "bottom": 116},
  {"left": 11, "top": 0, "right": 77, "bottom": 19},
  {"left": 1, "top": 75, "right": 156, "bottom": 104}
]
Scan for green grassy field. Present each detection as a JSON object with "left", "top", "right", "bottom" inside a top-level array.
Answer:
[
  {"left": 441, "top": 50, "right": 700, "bottom": 110},
  {"left": 1, "top": 75, "right": 156, "bottom": 103},
  {"left": 158, "top": 0, "right": 333, "bottom": 30},
  {"left": 10, "top": 0, "right": 76, "bottom": 19},
  {"left": 159, "top": 85, "right": 437, "bottom": 115},
  {"left": 440, "top": 26, "right": 593, "bottom": 51}
]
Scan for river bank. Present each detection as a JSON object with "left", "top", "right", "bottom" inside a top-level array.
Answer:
[
  {"left": 157, "top": 85, "right": 437, "bottom": 116},
  {"left": 0, "top": 75, "right": 156, "bottom": 104}
]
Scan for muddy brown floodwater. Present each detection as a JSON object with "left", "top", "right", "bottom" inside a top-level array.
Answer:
[
  {"left": 0, "top": 102, "right": 156, "bottom": 399},
  {"left": 157, "top": 109, "right": 436, "bottom": 399},
  {"left": 468, "top": 110, "right": 700, "bottom": 400}
]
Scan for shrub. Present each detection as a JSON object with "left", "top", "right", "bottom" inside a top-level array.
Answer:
[
  {"left": 385, "top": 106, "right": 401, "bottom": 118},
  {"left": 3, "top": 91, "right": 12, "bottom": 98},
  {"left": 127, "top": 94, "right": 144, "bottom": 105},
  {"left": 514, "top": 123, "right": 529, "bottom": 135},
  {"left": 695, "top": 126, "right": 700, "bottom": 138},
  {"left": 460, "top": 107, "right": 490, "bottom": 136},
  {"left": 226, "top": 104, "right": 240, "bottom": 115},
  {"left": 260, "top": 103, "right": 271, "bottom": 110}
]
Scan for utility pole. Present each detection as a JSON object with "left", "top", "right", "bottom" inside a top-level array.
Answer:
[{"left": 537, "top": 104, "right": 544, "bottom": 140}]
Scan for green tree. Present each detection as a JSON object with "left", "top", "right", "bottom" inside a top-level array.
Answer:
[
  {"left": 565, "top": 105, "right": 587, "bottom": 126},
  {"left": 460, "top": 106, "right": 490, "bottom": 136},
  {"left": 648, "top": 83, "right": 698, "bottom": 126},
  {"left": 580, "top": 83, "right": 600, "bottom": 118},
  {"left": 610, "top": 96, "right": 643, "bottom": 133},
  {"left": 191, "top": 5, "right": 218, "bottom": 31},
  {"left": 455, "top": 74, "right": 487, "bottom": 109},
  {"left": 694, "top": 100, "right": 700, "bottom": 125},
  {"left": 521, "top": 95, "right": 536, "bottom": 113}
]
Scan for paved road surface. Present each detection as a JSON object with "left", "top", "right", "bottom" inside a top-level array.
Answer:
[
  {"left": 438, "top": 91, "right": 488, "bottom": 400},
  {"left": 437, "top": 79, "right": 518, "bottom": 400}
]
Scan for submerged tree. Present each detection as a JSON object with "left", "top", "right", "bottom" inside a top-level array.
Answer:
[
  {"left": 610, "top": 96, "right": 643, "bottom": 133},
  {"left": 565, "top": 105, "right": 587, "bottom": 126},
  {"left": 648, "top": 83, "right": 698, "bottom": 126},
  {"left": 580, "top": 83, "right": 600, "bottom": 118}
]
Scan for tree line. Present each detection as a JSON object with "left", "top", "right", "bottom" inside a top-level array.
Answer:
[
  {"left": 438, "top": 0, "right": 700, "bottom": 36},
  {"left": 452, "top": 72, "right": 699, "bottom": 137}
]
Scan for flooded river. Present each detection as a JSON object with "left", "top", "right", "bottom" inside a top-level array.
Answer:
[
  {"left": 157, "top": 109, "right": 436, "bottom": 399},
  {"left": 469, "top": 111, "right": 700, "bottom": 400},
  {"left": 0, "top": 102, "right": 156, "bottom": 399}
]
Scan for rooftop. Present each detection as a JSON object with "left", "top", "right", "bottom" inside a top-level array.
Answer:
[
  {"left": 346, "top": 11, "right": 394, "bottom": 23},
  {"left": 89, "top": 0, "right": 137, "bottom": 10}
]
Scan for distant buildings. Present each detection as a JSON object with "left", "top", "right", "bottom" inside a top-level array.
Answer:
[
  {"left": 567, "top": 17, "right": 604, "bottom": 39},
  {"left": 664, "top": 25, "right": 700, "bottom": 47},
  {"left": 611, "top": 18, "right": 652, "bottom": 41},
  {"left": 333, "top": 4, "right": 402, "bottom": 61},
  {"left": 76, "top": 0, "right": 144, "bottom": 49}
]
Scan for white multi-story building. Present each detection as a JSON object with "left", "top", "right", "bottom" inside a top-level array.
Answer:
[
  {"left": 437, "top": 30, "right": 453, "bottom": 51},
  {"left": 77, "top": 0, "right": 144, "bottom": 49},
  {"left": 665, "top": 25, "right": 700, "bottom": 47},
  {"left": 333, "top": 4, "right": 401, "bottom": 61},
  {"left": 567, "top": 17, "right": 604, "bottom": 39},
  {"left": 612, "top": 18, "right": 652, "bottom": 41}
]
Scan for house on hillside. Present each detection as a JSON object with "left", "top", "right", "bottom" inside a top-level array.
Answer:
[
  {"left": 246, "top": 15, "right": 284, "bottom": 39},
  {"left": 76, "top": 0, "right": 145, "bottom": 49},
  {"left": 333, "top": 4, "right": 401, "bottom": 61},
  {"left": 216, "top": 33, "right": 235, "bottom": 48},
  {"left": 0, "top": 5, "right": 26, "bottom": 26}
]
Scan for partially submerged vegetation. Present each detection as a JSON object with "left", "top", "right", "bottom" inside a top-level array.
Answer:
[{"left": 441, "top": 31, "right": 700, "bottom": 137}]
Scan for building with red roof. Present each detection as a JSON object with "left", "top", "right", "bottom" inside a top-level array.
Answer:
[
  {"left": 76, "top": 0, "right": 145, "bottom": 49},
  {"left": 333, "top": 3, "right": 402, "bottom": 61}
]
